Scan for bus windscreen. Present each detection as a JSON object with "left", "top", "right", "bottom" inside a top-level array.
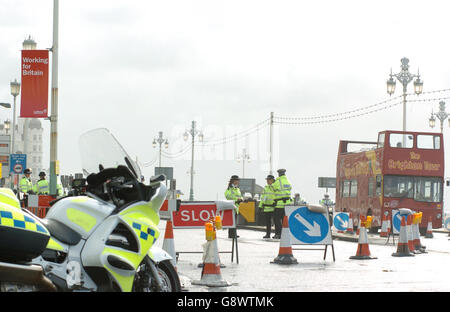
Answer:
[{"left": 384, "top": 175, "right": 442, "bottom": 203}]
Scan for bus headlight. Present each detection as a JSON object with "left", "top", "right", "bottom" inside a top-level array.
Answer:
[{"left": 437, "top": 213, "right": 441, "bottom": 219}]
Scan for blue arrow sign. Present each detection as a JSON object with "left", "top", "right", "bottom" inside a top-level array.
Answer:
[
  {"left": 392, "top": 210, "right": 401, "bottom": 233},
  {"left": 333, "top": 212, "right": 349, "bottom": 231},
  {"left": 288, "top": 206, "right": 329, "bottom": 244}
]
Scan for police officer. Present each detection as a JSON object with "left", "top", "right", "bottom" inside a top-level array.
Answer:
[
  {"left": 259, "top": 174, "right": 276, "bottom": 239},
  {"left": 224, "top": 175, "right": 243, "bottom": 239},
  {"left": 272, "top": 169, "right": 292, "bottom": 239},
  {"left": 319, "top": 193, "right": 333, "bottom": 207},
  {"left": 320, "top": 193, "right": 334, "bottom": 222},
  {"left": 57, "top": 182, "right": 64, "bottom": 197},
  {"left": 35, "top": 172, "right": 50, "bottom": 195},
  {"left": 19, "top": 168, "right": 34, "bottom": 194}
]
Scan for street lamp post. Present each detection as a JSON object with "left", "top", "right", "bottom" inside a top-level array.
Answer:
[
  {"left": 10, "top": 79, "right": 20, "bottom": 189},
  {"left": 4, "top": 120, "right": 10, "bottom": 134},
  {"left": 237, "top": 148, "right": 250, "bottom": 178},
  {"left": 429, "top": 101, "right": 449, "bottom": 133},
  {"left": 152, "top": 131, "right": 169, "bottom": 168},
  {"left": 386, "top": 58, "right": 423, "bottom": 141},
  {"left": 10, "top": 79, "right": 20, "bottom": 156},
  {"left": 184, "top": 121, "right": 203, "bottom": 201}
]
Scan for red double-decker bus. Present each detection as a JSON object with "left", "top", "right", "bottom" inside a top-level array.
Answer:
[{"left": 335, "top": 130, "right": 444, "bottom": 234}]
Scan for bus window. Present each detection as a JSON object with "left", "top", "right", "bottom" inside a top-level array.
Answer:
[
  {"left": 414, "top": 177, "right": 442, "bottom": 203},
  {"left": 350, "top": 180, "right": 358, "bottom": 197},
  {"left": 368, "top": 177, "right": 375, "bottom": 197},
  {"left": 383, "top": 175, "right": 414, "bottom": 198},
  {"left": 417, "top": 134, "right": 441, "bottom": 150},
  {"left": 377, "top": 133, "right": 385, "bottom": 148},
  {"left": 389, "top": 133, "right": 414, "bottom": 148},
  {"left": 342, "top": 180, "right": 350, "bottom": 197}
]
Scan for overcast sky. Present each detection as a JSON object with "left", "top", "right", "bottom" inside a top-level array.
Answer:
[{"left": 1, "top": 0, "right": 450, "bottom": 208}]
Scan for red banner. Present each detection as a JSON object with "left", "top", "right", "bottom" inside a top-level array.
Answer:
[{"left": 20, "top": 50, "right": 49, "bottom": 118}]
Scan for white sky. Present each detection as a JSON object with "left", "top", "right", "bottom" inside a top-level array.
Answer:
[{"left": 0, "top": 0, "right": 449, "bottom": 209}]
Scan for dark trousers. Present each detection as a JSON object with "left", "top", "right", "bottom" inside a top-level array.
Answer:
[
  {"left": 228, "top": 213, "right": 238, "bottom": 238},
  {"left": 264, "top": 211, "right": 274, "bottom": 235},
  {"left": 274, "top": 208, "right": 285, "bottom": 236}
]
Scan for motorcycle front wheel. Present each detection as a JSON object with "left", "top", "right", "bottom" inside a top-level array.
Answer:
[{"left": 133, "top": 256, "right": 181, "bottom": 292}]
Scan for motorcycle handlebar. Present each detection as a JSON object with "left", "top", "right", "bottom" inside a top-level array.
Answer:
[{"left": 149, "top": 174, "right": 165, "bottom": 184}]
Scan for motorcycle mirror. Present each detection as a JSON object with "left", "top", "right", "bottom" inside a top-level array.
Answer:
[{"left": 99, "top": 164, "right": 104, "bottom": 171}]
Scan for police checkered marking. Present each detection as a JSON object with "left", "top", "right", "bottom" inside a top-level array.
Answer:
[
  {"left": 0, "top": 209, "right": 48, "bottom": 234},
  {"left": 132, "top": 222, "right": 156, "bottom": 242}
]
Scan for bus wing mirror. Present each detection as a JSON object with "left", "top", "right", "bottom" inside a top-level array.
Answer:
[{"left": 446, "top": 180, "right": 450, "bottom": 187}]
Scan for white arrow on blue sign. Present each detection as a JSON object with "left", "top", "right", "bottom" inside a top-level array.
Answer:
[
  {"left": 333, "top": 212, "right": 349, "bottom": 231},
  {"left": 392, "top": 210, "right": 402, "bottom": 234},
  {"left": 286, "top": 206, "right": 332, "bottom": 245}
]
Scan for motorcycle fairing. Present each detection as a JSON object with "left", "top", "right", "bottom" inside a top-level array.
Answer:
[{"left": 81, "top": 201, "right": 160, "bottom": 292}]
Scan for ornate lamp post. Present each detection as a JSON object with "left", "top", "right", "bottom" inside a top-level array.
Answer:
[
  {"left": 386, "top": 58, "right": 423, "bottom": 139},
  {"left": 237, "top": 148, "right": 250, "bottom": 178},
  {"left": 429, "top": 101, "right": 449, "bottom": 133},
  {"left": 152, "top": 131, "right": 169, "bottom": 168},
  {"left": 184, "top": 121, "right": 203, "bottom": 201},
  {"left": 10, "top": 79, "right": 20, "bottom": 155}
]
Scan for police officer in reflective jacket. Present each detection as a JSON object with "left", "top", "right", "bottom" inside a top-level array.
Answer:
[
  {"left": 19, "top": 168, "right": 34, "bottom": 195},
  {"left": 272, "top": 169, "right": 292, "bottom": 239},
  {"left": 35, "top": 172, "right": 49, "bottom": 195},
  {"left": 259, "top": 174, "right": 276, "bottom": 239},
  {"left": 224, "top": 175, "right": 243, "bottom": 238}
]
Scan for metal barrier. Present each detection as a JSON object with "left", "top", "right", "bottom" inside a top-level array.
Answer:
[{"left": 25, "top": 194, "right": 56, "bottom": 218}]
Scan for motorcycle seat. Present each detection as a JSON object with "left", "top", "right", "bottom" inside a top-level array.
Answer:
[{"left": 44, "top": 219, "right": 82, "bottom": 246}]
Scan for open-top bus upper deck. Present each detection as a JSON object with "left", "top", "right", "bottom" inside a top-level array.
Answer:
[{"left": 336, "top": 130, "right": 444, "bottom": 230}]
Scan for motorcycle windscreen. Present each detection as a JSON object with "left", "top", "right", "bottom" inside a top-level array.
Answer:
[{"left": 78, "top": 128, "right": 142, "bottom": 179}]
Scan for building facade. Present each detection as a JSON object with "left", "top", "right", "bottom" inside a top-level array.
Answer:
[{"left": 0, "top": 117, "right": 45, "bottom": 184}]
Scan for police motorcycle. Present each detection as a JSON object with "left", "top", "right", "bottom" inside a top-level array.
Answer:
[{"left": 0, "top": 128, "right": 181, "bottom": 292}]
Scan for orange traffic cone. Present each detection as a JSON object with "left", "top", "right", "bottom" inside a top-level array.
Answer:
[
  {"left": 162, "top": 220, "right": 177, "bottom": 269},
  {"left": 392, "top": 216, "right": 414, "bottom": 257},
  {"left": 406, "top": 215, "right": 417, "bottom": 254},
  {"left": 345, "top": 212, "right": 354, "bottom": 235},
  {"left": 271, "top": 216, "right": 298, "bottom": 265},
  {"left": 425, "top": 216, "right": 433, "bottom": 238},
  {"left": 380, "top": 215, "right": 388, "bottom": 237},
  {"left": 192, "top": 233, "right": 231, "bottom": 287},
  {"left": 350, "top": 216, "right": 377, "bottom": 260}
]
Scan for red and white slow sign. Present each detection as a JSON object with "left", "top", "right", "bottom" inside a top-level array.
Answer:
[{"left": 171, "top": 201, "right": 236, "bottom": 229}]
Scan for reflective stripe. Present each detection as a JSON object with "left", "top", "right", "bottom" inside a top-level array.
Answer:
[
  {"left": 46, "top": 238, "right": 66, "bottom": 251},
  {"left": 132, "top": 221, "right": 157, "bottom": 242},
  {"left": 37, "top": 180, "right": 50, "bottom": 194},
  {"left": 0, "top": 207, "right": 49, "bottom": 235},
  {"left": 274, "top": 176, "right": 292, "bottom": 208}
]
